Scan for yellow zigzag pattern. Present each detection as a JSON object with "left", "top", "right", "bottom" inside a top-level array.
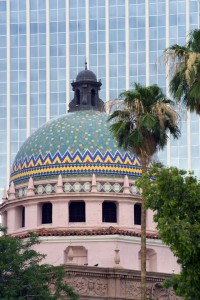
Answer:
[
  {"left": 13, "top": 152, "right": 143, "bottom": 173},
  {"left": 10, "top": 165, "right": 141, "bottom": 182}
]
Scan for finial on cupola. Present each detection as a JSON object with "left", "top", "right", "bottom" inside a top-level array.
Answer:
[
  {"left": 27, "top": 177, "right": 35, "bottom": 196},
  {"left": 85, "top": 60, "right": 87, "bottom": 70},
  {"left": 57, "top": 174, "right": 64, "bottom": 193},
  {"left": 91, "top": 173, "right": 97, "bottom": 193},
  {"left": 123, "top": 175, "right": 130, "bottom": 194},
  {"left": 2, "top": 188, "right": 7, "bottom": 202},
  {"left": 8, "top": 181, "right": 16, "bottom": 200}
]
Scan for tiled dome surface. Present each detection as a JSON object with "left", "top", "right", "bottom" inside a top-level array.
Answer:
[
  {"left": 10, "top": 111, "right": 142, "bottom": 185},
  {"left": 14, "top": 111, "right": 120, "bottom": 159}
]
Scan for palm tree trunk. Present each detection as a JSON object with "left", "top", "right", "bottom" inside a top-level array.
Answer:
[{"left": 140, "top": 154, "right": 147, "bottom": 300}]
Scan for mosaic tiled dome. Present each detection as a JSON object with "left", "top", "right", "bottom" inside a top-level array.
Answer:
[{"left": 10, "top": 110, "right": 143, "bottom": 185}]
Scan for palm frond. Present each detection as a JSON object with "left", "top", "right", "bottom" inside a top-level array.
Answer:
[
  {"left": 188, "top": 81, "right": 200, "bottom": 100},
  {"left": 188, "top": 29, "right": 200, "bottom": 52},
  {"left": 164, "top": 45, "right": 189, "bottom": 63},
  {"left": 109, "top": 120, "right": 131, "bottom": 150},
  {"left": 108, "top": 83, "right": 180, "bottom": 159},
  {"left": 166, "top": 29, "right": 200, "bottom": 115},
  {"left": 169, "top": 69, "right": 188, "bottom": 101},
  {"left": 139, "top": 113, "right": 157, "bottom": 130},
  {"left": 107, "top": 109, "right": 130, "bottom": 122}
]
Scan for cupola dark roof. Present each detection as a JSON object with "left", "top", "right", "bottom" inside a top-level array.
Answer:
[{"left": 76, "top": 62, "right": 97, "bottom": 82}]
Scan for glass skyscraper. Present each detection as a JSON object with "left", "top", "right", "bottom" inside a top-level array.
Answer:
[{"left": 0, "top": 0, "right": 199, "bottom": 195}]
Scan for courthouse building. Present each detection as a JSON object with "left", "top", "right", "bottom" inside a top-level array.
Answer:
[{"left": 0, "top": 68, "right": 181, "bottom": 299}]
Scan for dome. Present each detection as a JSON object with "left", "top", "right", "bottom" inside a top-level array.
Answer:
[
  {"left": 76, "top": 69, "right": 97, "bottom": 82},
  {"left": 10, "top": 111, "right": 143, "bottom": 185}
]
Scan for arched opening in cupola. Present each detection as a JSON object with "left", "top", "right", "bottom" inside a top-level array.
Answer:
[
  {"left": 42, "top": 202, "right": 52, "bottom": 224},
  {"left": 76, "top": 89, "right": 80, "bottom": 106},
  {"left": 102, "top": 201, "right": 117, "bottom": 223},
  {"left": 134, "top": 203, "right": 141, "bottom": 225},
  {"left": 69, "top": 201, "right": 85, "bottom": 222},
  {"left": 91, "top": 89, "right": 96, "bottom": 106},
  {"left": 16, "top": 205, "right": 25, "bottom": 228}
]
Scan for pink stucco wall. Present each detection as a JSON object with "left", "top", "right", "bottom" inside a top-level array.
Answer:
[
  {"left": 0, "top": 177, "right": 180, "bottom": 276},
  {"left": 2, "top": 193, "right": 156, "bottom": 234},
  {"left": 35, "top": 237, "right": 180, "bottom": 274}
]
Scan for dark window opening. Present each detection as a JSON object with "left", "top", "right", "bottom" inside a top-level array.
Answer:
[
  {"left": 134, "top": 203, "right": 141, "bottom": 225},
  {"left": 21, "top": 206, "right": 25, "bottom": 227},
  {"left": 69, "top": 201, "right": 85, "bottom": 222},
  {"left": 102, "top": 202, "right": 117, "bottom": 223},
  {"left": 91, "top": 89, "right": 96, "bottom": 106},
  {"left": 76, "top": 89, "right": 80, "bottom": 106},
  {"left": 42, "top": 203, "right": 52, "bottom": 224}
]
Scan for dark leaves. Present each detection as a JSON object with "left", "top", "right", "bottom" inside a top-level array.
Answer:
[
  {"left": 137, "top": 166, "right": 200, "bottom": 299},
  {"left": 0, "top": 227, "right": 79, "bottom": 300}
]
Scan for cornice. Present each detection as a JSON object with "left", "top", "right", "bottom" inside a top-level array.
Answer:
[{"left": 15, "top": 226, "right": 159, "bottom": 240}]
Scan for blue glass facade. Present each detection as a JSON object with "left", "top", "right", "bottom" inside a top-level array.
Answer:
[
  {"left": 0, "top": 0, "right": 7, "bottom": 189},
  {"left": 0, "top": 0, "right": 199, "bottom": 193},
  {"left": 49, "top": 0, "right": 66, "bottom": 118},
  {"left": 10, "top": 0, "right": 27, "bottom": 165},
  {"left": 70, "top": 0, "right": 86, "bottom": 98},
  {"left": 89, "top": 0, "right": 106, "bottom": 99},
  {"left": 109, "top": 1, "right": 126, "bottom": 99},
  {"left": 129, "top": 1, "right": 146, "bottom": 87},
  {"left": 30, "top": 0, "right": 46, "bottom": 131}
]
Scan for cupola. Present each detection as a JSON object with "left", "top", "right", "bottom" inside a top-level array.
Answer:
[{"left": 69, "top": 62, "right": 104, "bottom": 112}]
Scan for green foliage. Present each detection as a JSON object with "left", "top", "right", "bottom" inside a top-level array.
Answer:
[
  {"left": 108, "top": 83, "right": 180, "bottom": 159},
  {"left": 0, "top": 227, "right": 79, "bottom": 300},
  {"left": 137, "top": 165, "right": 200, "bottom": 299},
  {"left": 166, "top": 29, "right": 200, "bottom": 114}
]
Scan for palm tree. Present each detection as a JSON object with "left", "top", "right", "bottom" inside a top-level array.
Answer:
[
  {"left": 108, "top": 83, "right": 180, "bottom": 300},
  {"left": 165, "top": 29, "right": 200, "bottom": 114}
]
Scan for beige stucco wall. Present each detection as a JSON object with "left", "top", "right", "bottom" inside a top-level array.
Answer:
[{"left": 63, "top": 265, "right": 182, "bottom": 300}]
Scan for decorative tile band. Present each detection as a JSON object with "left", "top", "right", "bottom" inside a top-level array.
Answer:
[
  {"left": 15, "top": 181, "right": 139, "bottom": 199},
  {"left": 11, "top": 163, "right": 142, "bottom": 185},
  {"left": 9, "top": 149, "right": 152, "bottom": 185},
  {"left": 12, "top": 150, "right": 141, "bottom": 172},
  {"left": 96, "top": 182, "right": 123, "bottom": 193}
]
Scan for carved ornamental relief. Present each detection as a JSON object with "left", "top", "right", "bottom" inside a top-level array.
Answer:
[
  {"left": 121, "top": 280, "right": 182, "bottom": 300},
  {"left": 67, "top": 276, "right": 107, "bottom": 297},
  {"left": 65, "top": 271, "right": 182, "bottom": 299},
  {"left": 151, "top": 283, "right": 182, "bottom": 300}
]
